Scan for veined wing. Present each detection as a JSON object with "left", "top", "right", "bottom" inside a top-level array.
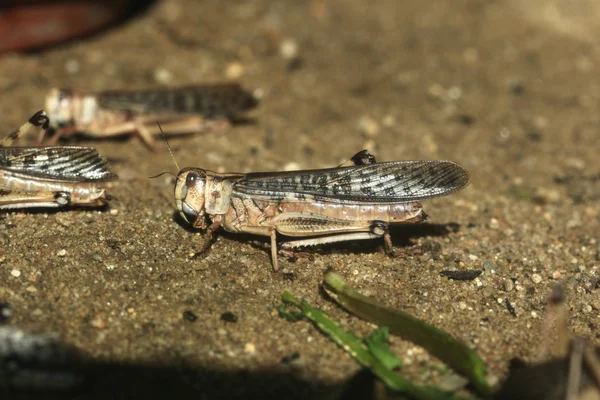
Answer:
[
  {"left": 97, "top": 84, "right": 259, "bottom": 117},
  {"left": 233, "top": 161, "right": 470, "bottom": 203},
  {"left": 0, "top": 146, "right": 117, "bottom": 182}
]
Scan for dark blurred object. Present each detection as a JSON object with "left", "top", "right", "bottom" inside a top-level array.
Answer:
[
  {"left": 494, "top": 345, "right": 600, "bottom": 400},
  {"left": 0, "top": 325, "right": 84, "bottom": 391},
  {"left": 0, "top": 0, "right": 155, "bottom": 54},
  {"left": 0, "top": 303, "right": 11, "bottom": 323}
]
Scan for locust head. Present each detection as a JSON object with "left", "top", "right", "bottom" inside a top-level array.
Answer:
[
  {"left": 175, "top": 168, "right": 207, "bottom": 228},
  {"left": 45, "top": 88, "right": 77, "bottom": 129}
]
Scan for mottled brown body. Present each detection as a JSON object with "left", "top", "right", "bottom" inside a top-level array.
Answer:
[
  {"left": 174, "top": 151, "right": 469, "bottom": 271},
  {"left": 43, "top": 84, "right": 260, "bottom": 149},
  {"left": 222, "top": 198, "right": 424, "bottom": 236},
  {"left": 0, "top": 110, "right": 116, "bottom": 209}
]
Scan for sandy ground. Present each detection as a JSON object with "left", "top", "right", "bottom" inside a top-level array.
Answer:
[{"left": 1, "top": 0, "right": 599, "bottom": 398}]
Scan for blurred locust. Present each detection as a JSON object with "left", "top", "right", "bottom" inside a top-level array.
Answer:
[
  {"left": 0, "top": 110, "right": 117, "bottom": 209},
  {"left": 173, "top": 150, "right": 470, "bottom": 271},
  {"left": 42, "top": 83, "right": 260, "bottom": 149}
]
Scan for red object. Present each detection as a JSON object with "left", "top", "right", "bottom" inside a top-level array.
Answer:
[{"left": 0, "top": 1, "right": 134, "bottom": 53}]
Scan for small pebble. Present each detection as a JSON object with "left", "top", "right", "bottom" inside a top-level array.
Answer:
[
  {"left": 244, "top": 343, "right": 256, "bottom": 354},
  {"left": 280, "top": 38, "right": 299, "bottom": 60},
  {"left": 65, "top": 59, "right": 80, "bottom": 74},
  {"left": 458, "top": 302, "right": 467, "bottom": 310},
  {"left": 468, "top": 254, "right": 479, "bottom": 261},
  {"left": 531, "top": 274, "right": 542, "bottom": 284},
  {"left": 552, "top": 270, "right": 561, "bottom": 280},
  {"left": 489, "top": 218, "right": 499, "bottom": 229},
  {"left": 154, "top": 67, "right": 173, "bottom": 84},
  {"left": 57, "top": 249, "right": 67, "bottom": 257},
  {"left": 10, "top": 269, "right": 21, "bottom": 277},
  {"left": 533, "top": 187, "right": 560, "bottom": 204},
  {"left": 447, "top": 86, "right": 463, "bottom": 100},
  {"left": 91, "top": 317, "right": 106, "bottom": 329},
  {"left": 382, "top": 115, "right": 396, "bottom": 127},
  {"left": 564, "top": 157, "right": 585, "bottom": 171},
  {"left": 503, "top": 279, "right": 514, "bottom": 292},
  {"left": 110, "top": 209, "right": 119, "bottom": 216},
  {"left": 225, "top": 62, "right": 245, "bottom": 79},
  {"left": 428, "top": 83, "right": 445, "bottom": 98},
  {"left": 583, "top": 304, "right": 593, "bottom": 313}
]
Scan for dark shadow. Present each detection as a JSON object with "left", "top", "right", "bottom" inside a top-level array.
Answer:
[
  {"left": 388, "top": 222, "right": 460, "bottom": 246},
  {"left": 172, "top": 210, "right": 195, "bottom": 232},
  {"left": 0, "top": 203, "right": 112, "bottom": 215},
  {"left": 173, "top": 217, "right": 461, "bottom": 262},
  {"left": 0, "top": 323, "right": 334, "bottom": 399},
  {"left": 2, "top": 353, "right": 335, "bottom": 400},
  {"left": 228, "top": 116, "right": 260, "bottom": 127}
]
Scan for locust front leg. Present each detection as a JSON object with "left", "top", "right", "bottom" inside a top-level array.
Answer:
[{"left": 191, "top": 219, "right": 222, "bottom": 257}]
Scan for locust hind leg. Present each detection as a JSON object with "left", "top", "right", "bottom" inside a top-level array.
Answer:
[
  {"left": 278, "top": 220, "right": 392, "bottom": 257},
  {"left": 135, "top": 116, "right": 227, "bottom": 150},
  {"left": 0, "top": 190, "right": 71, "bottom": 210}
]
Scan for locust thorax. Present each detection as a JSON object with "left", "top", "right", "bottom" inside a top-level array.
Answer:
[
  {"left": 45, "top": 88, "right": 76, "bottom": 128},
  {"left": 45, "top": 88, "right": 98, "bottom": 128},
  {"left": 175, "top": 168, "right": 207, "bottom": 228}
]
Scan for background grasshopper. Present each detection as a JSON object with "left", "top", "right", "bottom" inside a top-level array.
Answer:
[
  {"left": 42, "top": 84, "right": 260, "bottom": 149},
  {"left": 174, "top": 150, "right": 470, "bottom": 271},
  {"left": 1, "top": 110, "right": 117, "bottom": 209}
]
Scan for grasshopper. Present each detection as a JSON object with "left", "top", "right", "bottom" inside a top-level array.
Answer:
[
  {"left": 42, "top": 83, "right": 260, "bottom": 149},
  {"left": 0, "top": 110, "right": 117, "bottom": 209},
  {"left": 174, "top": 150, "right": 470, "bottom": 271}
]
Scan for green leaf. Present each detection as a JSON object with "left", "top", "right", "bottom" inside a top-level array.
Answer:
[
  {"left": 323, "top": 272, "right": 491, "bottom": 397},
  {"left": 364, "top": 327, "right": 402, "bottom": 370}
]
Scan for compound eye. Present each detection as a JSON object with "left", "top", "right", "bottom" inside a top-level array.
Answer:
[
  {"left": 181, "top": 202, "right": 198, "bottom": 223},
  {"left": 186, "top": 172, "right": 199, "bottom": 187}
]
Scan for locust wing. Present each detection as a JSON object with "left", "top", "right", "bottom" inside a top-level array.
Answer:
[
  {"left": 0, "top": 146, "right": 117, "bottom": 182},
  {"left": 234, "top": 161, "right": 470, "bottom": 203},
  {"left": 97, "top": 84, "right": 259, "bottom": 118}
]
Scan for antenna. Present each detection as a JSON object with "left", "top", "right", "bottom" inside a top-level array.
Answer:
[{"left": 157, "top": 122, "right": 180, "bottom": 172}]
